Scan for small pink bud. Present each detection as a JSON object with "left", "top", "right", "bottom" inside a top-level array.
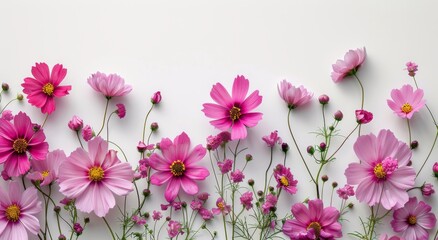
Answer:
[
  {"left": 355, "top": 109, "right": 373, "bottom": 124},
  {"left": 115, "top": 103, "right": 126, "bottom": 118},
  {"left": 151, "top": 91, "right": 162, "bottom": 104},
  {"left": 334, "top": 110, "right": 343, "bottom": 121},
  {"left": 68, "top": 115, "right": 83, "bottom": 131},
  {"left": 318, "top": 94, "right": 330, "bottom": 105}
]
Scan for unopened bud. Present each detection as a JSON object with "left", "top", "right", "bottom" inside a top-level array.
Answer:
[
  {"left": 321, "top": 175, "right": 328, "bottom": 182},
  {"left": 151, "top": 122, "right": 159, "bottom": 131},
  {"left": 1, "top": 83, "right": 9, "bottom": 91},
  {"left": 17, "top": 93, "right": 24, "bottom": 101},
  {"left": 248, "top": 179, "right": 255, "bottom": 186},
  {"left": 281, "top": 143, "right": 289, "bottom": 153},
  {"left": 307, "top": 146, "right": 315, "bottom": 155},
  {"left": 334, "top": 110, "right": 343, "bottom": 121},
  {"left": 410, "top": 140, "right": 419, "bottom": 149},
  {"left": 245, "top": 154, "right": 253, "bottom": 161},
  {"left": 318, "top": 94, "right": 330, "bottom": 105},
  {"left": 332, "top": 181, "right": 338, "bottom": 188}
]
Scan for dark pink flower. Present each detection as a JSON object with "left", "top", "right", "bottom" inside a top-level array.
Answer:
[
  {"left": 149, "top": 132, "right": 209, "bottom": 202},
  {"left": 0, "top": 112, "right": 49, "bottom": 176},
  {"left": 240, "top": 191, "right": 253, "bottom": 210},
  {"left": 262, "top": 130, "right": 282, "bottom": 147},
  {"left": 152, "top": 210, "right": 162, "bottom": 221},
  {"left": 151, "top": 91, "right": 162, "bottom": 104},
  {"left": 331, "top": 48, "right": 366, "bottom": 83},
  {"left": 199, "top": 208, "right": 214, "bottom": 220},
  {"left": 202, "top": 75, "right": 263, "bottom": 140},
  {"left": 22, "top": 63, "right": 72, "bottom": 114},
  {"left": 68, "top": 115, "right": 83, "bottom": 131},
  {"left": 391, "top": 197, "right": 436, "bottom": 240},
  {"left": 27, "top": 149, "right": 66, "bottom": 186},
  {"left": 230, "top": 169, "right": 244, "bottom": 183},
  {"left": 334, "top": 110, "right": 344, "bottom": 121},
  {"left": 197, "top": 192, "right": 210, "bottom": 202},
  {"left": 190, "top": 200, "right": 203, "bottom": 210},
  {"left": 217, "top": 159, "right": 233, "bottom": 174},
  {"left": 355, "top": 109, "right": 373, "bottom": 124},
  {"left": 1, "top": 110, "right": 13, "bottom": 121},
  {"left": 212, "top": 197, "right": 231, "bottom": 215},
  {"left": 387, "top": 85, "right": 425, "bottom": 119},
  {"left": 262, "top": 194, "right": 277, "bottom": 214},
  {"left": 87, "top": 72, "right": 132, "bottom": 98},
  {"left": 421, "top": 183, "right": 434, "bottom": 197},
  {"left": 132, "top": 215, "right": 147, "bottom": 225},
  {"left": 405, "top": 61, "right": 418, "bottom": 77},
  {"left": 206, "top": 134, "right": 222, "bottom": 150},
  {"left": 433, "top": 162, "right": 438, "bottom": 178},
  {"left": 81, "top": 125, "right": 94, "bottom": 141},
  {"left": 336, "top": 184, "right": 355, "bottom": 200},
  {"left": 318, "top": 94, "right": 330, "bottom": 105},
  {"left": 115, "top": 103, "right": 126, "bottom": 118},
  {"left": 278, "top": 80, "right": 313, "bottom": 109},
  {"left": 73, "top": 223, "right": 83, "bottom": 235},
  {"left": 282, "top": 199, "right": 342, "bottom": 239},
  {"left": 273, "top": 164, "right": 298, "bottom": 195},
  {"left": 167, "top": 220, "right": 182, "bottom": 238}
]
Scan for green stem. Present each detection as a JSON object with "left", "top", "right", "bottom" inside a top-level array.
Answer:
[
  {"left": 413, "top": 76, "right": 438, "bottom": 126},
  {"left": 142, "top": 104, "right": 154, "bottom": 142},
  {"left": 353, "top": 73, "right": 365, "bottom": 110},
  {"left": 102, "top": 217, "right": 116, "bottom": 240},
  {"left": 314, "top": 162, "right": 325, "bottom": 199},
  {"left": 106, "top": 112, "right": 115, "bottom": 142},
  {"left": 222, "top": 214, "right": 229, "bottom": 240},
  {"left": 41, "top": 114, "right": 50, "bottom": 129},
  {"left": 263, "top": 148, "right": 274, "bottom": 196},
  {"left": 96, "top": 98, "right": 110, "bottom": 137},
  {"left": 407, "top": 118, "right": 412, "bottom": 145},
  {"left": 326, "top": 124, "right": 359, "bottom": 160},
  {"left": 416, "top": 129, "right": 438, "bottom": 178},
  {"left": 76, "top": 131, "right": 84, "bottom": 149},
  {"left": 0, "top": 98, "right": 17, "bottom": 113}
]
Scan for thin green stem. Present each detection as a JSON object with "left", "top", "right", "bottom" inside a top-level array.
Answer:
[
  {"left": 416, "top": 129, "right": 438, "bottom": 178},
  {"left": 353, "top": 73, "right": 365, "bottom": 110},
  {"left": 96, "top": 98, "right": 110, "bottom": 136},
  {"left": 0, "top": 98, "right": 17, "bottom": 113},
  {"left": 41, "top": 114, "right": 50, "bottom": 129},
  {"left": 106, "top": 112, "right": 115, "bottom": 142},
  {"left": 142, "top": 105, "right": 154, "bottom": 142},
  {"left": 222, "top": 214, "right": 229, "bottom": 240},
  {"left": 407, "top": 118, "right": 412, "bottom": 145},
  {"left": 315, "top": 162, "right": 325, "bottom": 199},
  {"left": 102, "top": 217, "right": 116, "bottom": 240},
  {"left": 327, "top": 124, "right": 359, "bottom": 160},
  {"left": 76, "top": 131, "right": 84, "bottom": 149},
  {"left": 263, "top": 148, "right": 274, "bottom": 196}
]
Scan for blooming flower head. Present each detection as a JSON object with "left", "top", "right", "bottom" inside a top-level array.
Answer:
[
  {"left": 405, "top": 61, "right": 418, "bottom": 77},
  {"left": 22, "top": 63, "right": 72, "bottom": 114},
  {"left": 199, "top": 208, "right": 214, "bottom": 220},
  {"left": 240, "top": 191, "right": 253, "bottom": 210},
  {"left": 149, "top": 132, "right": 209, "bottom": 202},
  {"left": 0, "top": 112, "right": 49, "bottom": 176},
  {"left": 421, "top": 183, "right": 434, "bottom": 197},
  {"left": 190, "top": 200, "right": 203, "bottom": 210},
  {"left": 167, "top": 220, "right": 182, "bottom": 238},
  {"left": 115, "top": 103, "right": 126, "bottom": 118},
  {"left": 262, "top": 130, "right": 282, "bottom": 147},
  {"left": 0, "top": 182, "right": 42, "bottom": 240},
  {"left": 336, "top": 184, "right": 355, "bottom": 200},
  {"left": 391, "top": 197, "right": 436, "bottom": 240},
  {"left": 73, "top": 223, "right": 83, "bottom": 235},
  {"left": 355, "top": 109, "right": 373, "bottom": 124},
  {"left": 1, "top": 110, "right": 13, "bottom": 121},
  {"left": 345, "top": 129, "right": 416, "bottom": 210},
  {"left": 58, "top": 136, "right": 134, "bottom": 217},
  {"left": 152, "top": 210, "right": 162, "bottom": 221},
  {"left": 132, "top": 215, "right": 147, "bottom": 225},
  {"left": 387, "top": 84, "right": 425, "bottom": 119},
  {"left": 262, "top": 194, "right": 278, "bottom": 214},
  {"left": 273, "top": 164, "right": 298, "bottom": 195},
  {"left": 217, "top": 159, "right": 233, "bottom": 174},
  {"left": 230, "top": 169, "right": 244, "bottom": 183},
  {"left": 27, "top": 149, "right": 66, "bottom": 186},
  {"left": 202, "top": 75, "right": 263, "bottom": 140},
  {"left": 87, "top": 72, "right": 132, "bottom": 98},
  {"left": 277, "top": 80, "right": 313, "bottom": 109},
  {"left": 68, "top": 115, "right": 83, "bottom": 131},
  {"left": 212, "top": 197, "right": 231, "bottom": 215},
  {"left": 331, "top": 47, "right": 366, "bottom": 83}
]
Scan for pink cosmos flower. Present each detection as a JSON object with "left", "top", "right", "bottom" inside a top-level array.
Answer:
[
  {"left": 149, "top": 132, "right": 209, "bottom": 202},
  {"left": 190, "top": 200, "right": 203, "bottom": 210},
  {"left": 1, "top": 110, "right": 13, "bottom": 121},
  {"left": 262, "top": 194, "right": 278, "bottom": 214},
  {"left": 283, "top": 199, "right": 342, "bottom": 239},
  {"left": 345, "top": 129, "right": 416, "bottom": 210},
  {"left": 240, "top": 191, "right": 253, "bottom": 210},
  {"left": 355, "top": 109, "right": 373, "bottom": 124},
  {"left": 132, "top": 215, "right": 147, "bottom": 225},
  {"left": 336, "top": 184, "right": 355, "bottom": 200},
  {"left": 405, "top": 61, "right": 418, "bottom": 77},
  {"left": 277, "top": 80, "right": 313, "bottom": 109},
  {"left": 391, "top": 197, "right": 436, "bottom": 240},
  {"left": 217, "top": 159, "right": 233, "bottom": 174},
  {"left": 387, "top": 84, "right": 425, "bottom": 119},
  {"left": 151, "top": 91, "right": 162, "bottom": 104},
  {"left": 262, "top": 130, "right": 282, "bottom": 147},
  {"left": 212, "top": 197, "right": 231, "bottom": 215},
  {"left": 167, "top": 220, "right": 182, "bottom": 238},
  {"left": 202, "top": 75, "right": 263, "bottom": 140},
  {"left": 152, "top": 211, "right": 162, "bottom": 221},
  {"left": 58, "top": 136, "right": 134, "bottom": 217},
  {"left": 379, "top": 234, "right": 404, "bottom": 240},
  {"left": 421, "top": 183, "right": 434, "bottom": 197},
  {"left": 22, "top": 63, "right": 72, "bottom": 114},
  {"left": 199, "top": 208, "right": 214, "bottom": 220},
  {"left": 82, "top": 125, "right": 94, "bottom": 141},
  {"left": 273, "top": 164, "right": 298, "bottom": 195},
  {"left": 87, "top": 72, "right": 132, "bottom": 98},
  {"left": 68, "top": 115, "right": 83, "bottom": 131},
  {"left": 27, "top": 149, "right": 66, "bottom": 186},
  {"left": 0, "top": 182, "right": 42, "bottom": 240},
  {"left": 0, "top": 112, "right": 49, "bottom": 176},
  {"left": 230, "top": 169, "right": 244, "bottom": 183},
  {"left": 331, "top": 48, "right": 366, "bottom": 83},
  {"left": 115, "top": 103, "right": 126, "bottom": 118}
]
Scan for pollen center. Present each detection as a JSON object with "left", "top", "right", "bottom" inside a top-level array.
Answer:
[
  {"left": 89, "top": 166, "right": 104, "bottom": 181},
  {"left": 408, "top": 215, "right": 417, "bottom": 225},
  {"left": 401, "top": 103, "right": 413, "bottom": 114},
  {"left": 374, "top": 163, "right": 386, "bottom": 179},
  {"left": 170, "top": 160, "right": 185, "bottom": 176},
  {"left": 41, "top": 170, "right": 49, "bottom": 178},
  {"left": 5, "top": 204, "right": 20, "bottom": 222},
  {"left": 229, "top": 106, "right": 242, "bottom": 121},
  {"left": 13, "top": 138, "right": 28, "bottom": 154},
  {"left": 307, "top": 221, "right": 321, "bottom": 237},
  {"left": 280, "top": 176, "right": 289, "bottom": 186},
  {"left": 42, "top": 83, "right": 55, "bottom": 96},
  {"left": 217, "top": 201, "right": 224, "bottom": 210}
]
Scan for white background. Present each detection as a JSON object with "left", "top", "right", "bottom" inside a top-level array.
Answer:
[{"left": 2, "top": 1, "right": 438, "bottom": 239}]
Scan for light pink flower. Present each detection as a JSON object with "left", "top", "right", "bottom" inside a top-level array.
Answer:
[
  {"left": 0, "top": 112, "right": 49, "bottom": 176},
  {"left": 68, "top": 115, "right": 83, "bottom": 131},
  {"left": 405, "top": 61, "right": 418, "bottom": 77},
  {"left": 22, "top": 62, "right": 72, "bottom": 114},
  {"left": 391, "top": 197, "right": 436, "bottom": 240},
  {"left": 355, "top": 109, "right": 373, "bottom": 124},
  {"left": 240, "top": 191, "right": 253, "bottom": 210},
  {"left": 202, "top": 75, "right": 263, "bottom": 140},
  {"left": 115, "top": 103, "right": 126, "bottom": 118},
  {"left": 212, "top": 197, "right": 231, "bottom": 215},
  {"left": 149, "top": 132, "right": 209, "bottom": 202},
  {"left": 82, "top": 125, "right": 94, "bottom": 141},
  {"left": 167, "top": 220, "right": 182, "bottom": 238},
  {"left": 336, "top": 184, "right": 355, "bottom": 200},
  {"left": 273, "top": 164, "right": 298, "bottom": 195},
  {"left": 87, "top": 72, "right": 132, "bottom": 98},
  {"left": 1, "top": 110, "right": 13, "bottom": 121},
  {"left": 262, "top": 130, "right": 282, "bottom": 147},
  {"left": 0, "top": 182, "right": 42, "bottom": 240},
  {"left": 282, "top": 199, "right": 342, "bottom": 239},
  {"left": 27, "top": 149, "right": 66, "bottom": 186},
  {"left": 277, "top": 80, "right": 313, "bottom": 109},
  {"left": 387, "top": 84, "right": 425, "bottom": 119},
  {"left": 331, "top": 48, "right": 366, "bottom": 83},
  {"left": 58, "top": 136, "right": 134, "bottom": 217},
  {"left": 345, "top": 129, "right": 416, "bottom": 210}
]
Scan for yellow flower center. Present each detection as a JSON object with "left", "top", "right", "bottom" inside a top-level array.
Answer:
[
  {"left": 41, "top": 170, "right": 50, "bottom": 178},
  {"left": 170, "top": 160, "right": 185, "bottom": 177},
  {"left": 408, "top": 215, "right": 417, "bottom": 225},
  {"left": 42, "top": 83, "right": 55, "bottom": 96},
  {"left": 13, "top": 138, "right": 28, "bottom": 154},
  {"left": 374, "top": 163, "right": 386, "bottom": 179},
  {"left": 229, "top": 106, "right": 242, "bottom": 121},
  {"left": 88, "top": 166, "right": 104, "bottom": 181},
  {"left": 217, "top": 201, "right": 225, "bottom": 210},
  {"left": 5, "top": 204, "right": 20, "bottom": 222},
  {"left": 307, "top": 221, "right": 321, "bottom": 237},
  {"left": 401, "top": 103, "right": 413, "bottom": 114},
  {"left": 280, "top": 176, "right": 289, "bottom": 186}
]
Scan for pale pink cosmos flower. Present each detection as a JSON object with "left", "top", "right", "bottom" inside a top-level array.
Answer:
[
  {"left": 58, "top": 136, "right": 134, "bottom": 217},
  {"left": 391, "top": 197, "right": 436, "bottom": 240},
  {"left": 202, "top": 75, "right": 263, "bottom": 140},
  {"left": 273, "top": 164, "right": 298, "bottom": 195},
  {"left": 0, "top": 112, "right": 49, "bottom": 177},
  {"left": 331, "top": 47, "right": 366, "bottom": 83},
  {"left": 27, "top": 149, "right": 66, "bottom": 186},
  {"left": 387, "top": 84, "right": 425, "bottom": 119},
  {"left": 282, "top": 199, "right": 342, "bottom": 239},
  {"left": 278, "top": 80, "right": 313, "bottom": 109},
  {"left": 0, "top": 182, "right": 42, "bottom": 240},
  {"left": 345, "top": 129, "right": 416, "bottom": 210},
  {"left": 262, "top": 130, "right": 282, "bottom": 147},
  {"left": 87, "top": 72, "right": 132, "bottom": 98},
  {"left": 22, "top": 62, "right": 72, "bottom": 114},
  {"left": 149, "top": 132, "right": 209, "bottom": 202}
]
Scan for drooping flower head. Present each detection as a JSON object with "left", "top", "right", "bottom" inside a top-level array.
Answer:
[
  {"left": 405, "top": 61, "right": 418, "bottom": 77},
  {"left": 0, "top": 182, "right": 42, "bottom": 240},
  {"left": 355, "top": 109, "right": 373, "bottom": 124},
  {"left": 262, "top": 130, "right": 282, "bottom": 147},
  {"left": 115, "top": 103, "right": 126, "bottom": 118},
  {"left": 68, "top": 115, "right": 83, "bottom": 131},
  {"left": 277, "top": 80, "right": 313, "bottom": 109},
  {"left": 22, "top": 63, "right": 72, "bottom": 114},
  {"left": 345, "top": 129, "right": 416, "bottom": 210},
  {"left": 149, "top": 132, "right": 209, "bottom": 202},
  {"left": 81, "top": 125, "right": 94, "bottom": 141},
  {"left": 331, "top": 47, "right": 366, "bottom": 83},
  {"left": 391, "top": 197, "right": 436, "bottom": 240},
  {"left": 27, "top": 149, "right": 66, "bottom": 186},
  {"left": 202, "top": 75, "right": 263, "bottom": 140},
  {"left": 0, "top": 112, "right": 49, "bottom": 176},
  {"left": 87, "top": 72, "right": 132, "bottom": 98},
  {"left": 282, "top": 199, "right": 342, "bottom": 239},
  {"left": 167, "top": 220, "right": 182, "bottom": 238},
  {"left": 58, "top": 136, "right": 134, "bottom": 217},
  {"left": 273, "top": 164, "right": 298, "bottom": 195},
  {"left": 387, "top": 84, "right": 425, "bottom": 119}
]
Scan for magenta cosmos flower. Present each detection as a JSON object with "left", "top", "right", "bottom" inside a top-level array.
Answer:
[
  {"left": 282, "top": 199, "right": 342, "bottom": 239},
  {"left": 202, "top": 75, "right": 263, "bottom": 140},
  {"left": 149, "top": 132, "right": 210, "bottom": 202},
  {"left": 22, "top": 62, "right": 72, "bottom": 114},
  {"left": 387, "top": 84, "right": 425, "bottom": 119},
  {"left": 87, "top": 72, "right": 132, "bottom": 98},
  {"left": 27, "top": 149, "right": 66, "bottom": 186},
  {"left": 273, "top": 164, "right": 298, "bottom": 195},
  {"left": 344, "top": 129, "right": 415, "bottom": 210},
  {"left": 391, "top": 197, "right": 436, "bottom": 240},
  {"left": 278, "top": 80, "right": 313, "bottom": 109},
  {"left": 58, "top": 136, "right": 134, "bottom": 217},
  {"left": 0, "top": 182, "right": 42, "bottom": 240},
  {"left": 0, "top": 112, "right": 49, "bottom": 177},
  {"left": 331, "top": 47, "right": 366, "bottom": 83}
]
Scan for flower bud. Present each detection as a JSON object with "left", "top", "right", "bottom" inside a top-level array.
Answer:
[
  {"left": 433, "top": 162, "right": 438, "bottom": 178},
  {"left": 17, "top": 93, "right": 24, "bottom": 101},
  {"left": 318, "top": 94, "right": 330, "bottom": 105},
  {"left": 334, "top": 110, "right": 343, "bottom": 121},
  {"left": 257, "top": 190, "right": 264, "bottom": 197},
  {"left": 321, "top": 175, "right": 328, "bottom": 182},
  {"left": 248, "top": 179, "right": 255, "bottom": 186},
  {"left": 347, "top": 203, "right": 354, "bottom": 209},
  {"left": 150, "top": 122, "right": 159, "bottom": 131},
  {"left": 68, "top": 115, "right": 83, "bottom": 131},
  {"left": 410, "top": 140, "right": 419, "bottom": 149},
  {"left": 151, "top": 91, "right": 162, "bottom": 104},
  {"left": 355, "top": 109, "right": 373, "bottom": 124},
  {"left": 54, "top": 206, "right": 61, "bottom": 213},
  {"left": 137, "top": 141, "right": 147, "bottom": 153},
  {"left": 73, "top": 223, "right": 83, "bottom": 235},
  {"left": 269, "top": 186, "right": 274, "bottom": 192},
  {"left": 332, "top": 181, "right": 338, "bottom": 188},
  {"left": 421, "top": 183, "right": 435, "bottom": 197},
  {"left": 319, "top": 142, "right": 326, "bottom": 152},
  {"left": 307, "top": 146, "right": 315, "bottom": 155},
  {"left": 58, "top": 235, "right": 66, "bottom": 240},
  {"left": 1, "top": 83, "right": 9, "bottom": 91},
  {"left": 143, "top": 189, "right": 151, "bottom": 197},
  {"left": 166, "top": 216, "right": 171, "bottom": 221},
  {"left": 281, "top": 143, "right": 289, "bottom": 153},
  {"left": 84, "top": 217, "right": 90, "bottom": 224},
  {"left": 245, "top": 154, "right": 253, "bottom": 161}
]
